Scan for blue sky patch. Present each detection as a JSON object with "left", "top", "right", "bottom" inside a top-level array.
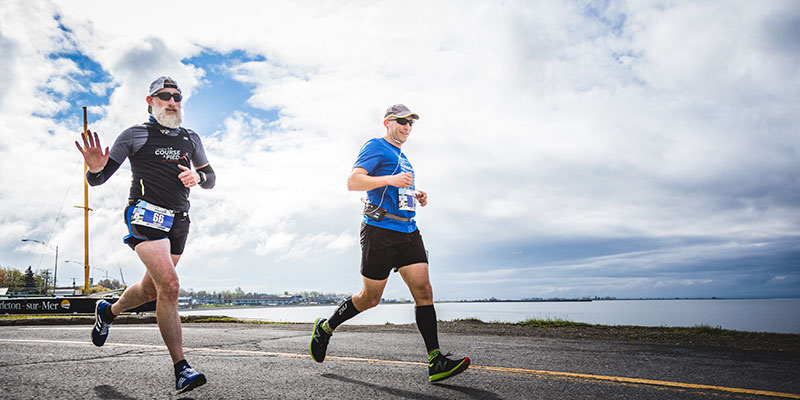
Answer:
[
  {"left": 182, "top": 50, "right": 279, "bottom": 135},
  {"left": 47, "top": 51, "right": 114, "bottom": 122},
  {"left": 44, "top": 16, "right": 114, "bottom": 126}
]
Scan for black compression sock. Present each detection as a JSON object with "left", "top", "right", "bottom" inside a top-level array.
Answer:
[
  {"left": 174, "top": 360, "right": 189, "bottom": 376},
  {"left": 327, "top": 297, "right": 360, "bottom": 330},
  {"left": 415, "top": 304, "right": 440, "bottom": 353}
]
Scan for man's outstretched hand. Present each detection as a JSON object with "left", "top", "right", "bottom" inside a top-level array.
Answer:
[{"left": 75, "top": 130, "right": 109, "bottom": 173}]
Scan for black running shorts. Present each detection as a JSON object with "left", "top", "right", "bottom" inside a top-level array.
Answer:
[
  {"left": 123, "top": 205, "right": 191, "bottom": 255},
  {"left": 360, "top": 223, "right": 428, "bottom": 280}
]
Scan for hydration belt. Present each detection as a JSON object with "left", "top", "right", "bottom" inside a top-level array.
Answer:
[{"left": 363, "top": 204, "right": 413, "bottom": 222}]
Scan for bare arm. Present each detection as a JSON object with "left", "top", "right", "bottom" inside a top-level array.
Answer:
[{"left": 347, "top": 167, "right": 413, "bottom": 192}]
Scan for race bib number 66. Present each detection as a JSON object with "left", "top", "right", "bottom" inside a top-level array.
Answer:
[{"left": 131, "top": 200, "right": 175, "bottom": 232}]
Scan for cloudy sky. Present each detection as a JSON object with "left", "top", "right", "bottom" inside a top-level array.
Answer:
[{"left": 1, "top": 1, "right": 797, "bottom": 300}]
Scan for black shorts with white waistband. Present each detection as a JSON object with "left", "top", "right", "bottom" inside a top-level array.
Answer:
[
  {"left": 122, "top": 204, "right": 191, "bottom": 255},
  {"left": 360, "top": 223, "right": 428, "bottom": 281}
]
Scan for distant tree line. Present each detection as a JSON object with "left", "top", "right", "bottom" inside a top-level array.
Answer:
[
  {"left": 0, "top": 265, "right": 124, "bottom": 294},
  {"left": 178, "top": 287, "right": 348, "bottom": 304},
  {"left": 1, "top": 266, "right": 51, "bottom": 294}
]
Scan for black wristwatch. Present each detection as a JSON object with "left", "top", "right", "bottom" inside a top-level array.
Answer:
[{"left": 197, "top": 171, "right": 206, "bottom": 185}]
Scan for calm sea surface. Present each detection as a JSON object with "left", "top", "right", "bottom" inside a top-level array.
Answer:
[{"left": 180, "top": 298, "right": 800, "bottom": 334}]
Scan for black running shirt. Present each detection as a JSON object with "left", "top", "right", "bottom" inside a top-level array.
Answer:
[{"left": 105, "top": 117, "right": 209, "bottom": 211}]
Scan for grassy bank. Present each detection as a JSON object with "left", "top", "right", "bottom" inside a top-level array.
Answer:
[{"left": 435, "top": 317, "right": 800, "bottom": 352}]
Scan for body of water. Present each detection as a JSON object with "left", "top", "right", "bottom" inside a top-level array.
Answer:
[{"left": 180, "top": 298, "right": 800, "bottom": 334}]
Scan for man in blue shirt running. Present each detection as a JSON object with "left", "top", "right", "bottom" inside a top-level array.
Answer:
[{"left": 309, "top": 104, "right": 470, "bottom": 383}]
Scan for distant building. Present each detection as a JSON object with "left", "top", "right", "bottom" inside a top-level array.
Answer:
[
  {"left": 194, "top": 296, "right": 221, "bottom": 305},
  {"left": 232, "top": 295, "right": 297, "bottom": 306},
  {"left": 304, "top": 294, "right": 342, "bottom": 304},
  {"left": 178, "top": 296, "right": 192, "bottom": 308}
]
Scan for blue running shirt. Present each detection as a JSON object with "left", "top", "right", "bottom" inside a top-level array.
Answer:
[{"left": 354, "top": 138, "right": 418, "bottom": 233}]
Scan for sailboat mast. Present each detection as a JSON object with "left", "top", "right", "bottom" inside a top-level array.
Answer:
[{"left": 82, "top": 106, "right": 90, "bottom": 294}]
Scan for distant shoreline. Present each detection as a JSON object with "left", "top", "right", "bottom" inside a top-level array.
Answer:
[
  {"left": 438, "top": 297, "right": 786, "bottom": 302},
  {"left": 179, "top": 296, "right": 791, "bottom": 311}
]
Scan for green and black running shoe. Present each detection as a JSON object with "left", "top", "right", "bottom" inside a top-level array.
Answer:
[
  {"left": 428, "top": 350, "right": 470, "bottom": 383},
  {"left": 309, "top": 318, "right": 332, "bottom": 363}
]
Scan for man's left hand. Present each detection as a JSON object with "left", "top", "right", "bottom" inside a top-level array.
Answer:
[
  {"left": 178, "top": 164, "right": 200, "bottom": 188},
  {"left": 416, "top": 190, "right": 428, "bottom": 207}
]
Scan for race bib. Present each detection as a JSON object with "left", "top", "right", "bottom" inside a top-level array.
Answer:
[
  {"left": 130, "top": 200, "right": 174, "bottom": 232},
  {"left": 398, "top": 188, "right": 416, "bottom": 211}
]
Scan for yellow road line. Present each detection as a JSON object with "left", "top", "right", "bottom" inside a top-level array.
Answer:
[
  {"left": 2, "top": 338, "right": 798, "bottom": 399},
  {"left": 468, "top": 365, "right": 800, "bottom": 399}
]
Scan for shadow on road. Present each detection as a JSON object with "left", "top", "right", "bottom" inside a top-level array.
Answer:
[
  {"left": 320, "top": 373, "right": 501, "bottom": 399},
  {"left": 93, "top": 385, "right": 139, "bottom": 400}
]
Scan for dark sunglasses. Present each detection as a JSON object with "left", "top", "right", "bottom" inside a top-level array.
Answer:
[
  {"left": 394, "top": 118, "right": 414, "bottom": 126},
  {"left": 153, "top": 92, "right": 183, "bottom": 102}
]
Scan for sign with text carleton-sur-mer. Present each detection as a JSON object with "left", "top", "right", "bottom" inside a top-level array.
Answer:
[{"left": 0, "top": 298, "right": 155, "bottom": 314}]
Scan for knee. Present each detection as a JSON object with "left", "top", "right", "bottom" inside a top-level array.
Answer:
[
  {"left": 416, "top": 282, "right": 433, "bottom": 297},
  {"left": 130, "top": 281, "right": 158, "bottom": 302},
  {"left": 157, "top": 279, "right": 180, "bottom": 301},
  {"left": 141, "top": 286, "right": 158, "bottom": 301},
  {"left": 355, "top": 293, "right": 382, "bottom": 310},
  {"left": 364, "top": 295, "right": 382, "bottom": 310},
  {"left": 414, "top": 284, "right": 433, "bottom": 303}
]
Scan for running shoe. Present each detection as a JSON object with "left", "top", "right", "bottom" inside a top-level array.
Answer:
[
  {"left": 175, "top": 365, "right": 207, "bottom": 394},
  {"left": 309, "top": 317, "right": 332, "bottom": 363},
  {"left": 428, "top": 350, "right": 470, "bottom": 383},
  {"left": 91, "top": 300, "right": 113, "bottom": 347}
]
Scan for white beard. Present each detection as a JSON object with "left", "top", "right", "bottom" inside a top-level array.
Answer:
[{"left": 152, "top": 102, "right": 183, "bottom": 129}]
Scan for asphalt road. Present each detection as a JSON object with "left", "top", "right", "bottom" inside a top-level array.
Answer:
[{"left": 0, "top": 322, "right": 798, "bottom": 399}]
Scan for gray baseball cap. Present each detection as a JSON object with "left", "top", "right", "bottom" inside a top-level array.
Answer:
[
  {"left": 384, "top": 104, "right": 419, "bottom": 120},
  {"left": 147, "top": 76, "right": 181, "bottom": 113},
  {"left": 148, "top": 76, "right": 181, "bottom": 96}
]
